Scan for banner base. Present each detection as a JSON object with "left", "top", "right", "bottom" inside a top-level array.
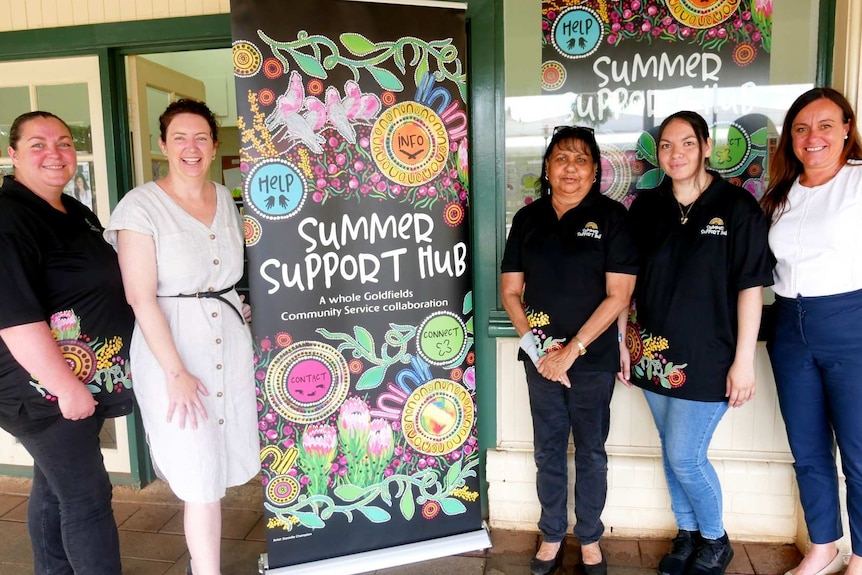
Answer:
[{"left": 258, "top": 523, "right": 492, "bottom": 574}]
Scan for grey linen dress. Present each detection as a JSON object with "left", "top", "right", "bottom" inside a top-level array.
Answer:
[{"left": 106, "top": 181, "right": 259, "bottom": 502}]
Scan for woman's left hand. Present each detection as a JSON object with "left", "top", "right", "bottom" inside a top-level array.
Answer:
[
  {"left": 537, "top": 346, "right": 576, "bottom": 387},
  {"left": 726, "top": 360, "right": 756, "bottom": 407},
  {"left": 240, "top": 294, "right": 252, "bottom": 323}
]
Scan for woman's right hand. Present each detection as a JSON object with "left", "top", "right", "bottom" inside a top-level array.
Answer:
[
  {"left": 57, "top": 384, "right": 97, "bottom": 420},
  {"left": 617, "top": 339, "right": 632, "bottom": 387},
  {"left": 166, "top": 369, "right": 209, "bottom": 430}
]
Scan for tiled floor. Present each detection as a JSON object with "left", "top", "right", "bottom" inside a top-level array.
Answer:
[{"left": 0, "top": 475, "right": 805, "bottom": 574}]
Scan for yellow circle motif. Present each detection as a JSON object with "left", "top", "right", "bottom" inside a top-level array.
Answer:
[
  {"left": 233, "top": 40, "right": 263, "bottom": 77},
  {"left": 401, "top": 379, "right": 474, "bottom": 456},
  {"left": 370, "top": 102, "right": 449, "bottom": 187}
]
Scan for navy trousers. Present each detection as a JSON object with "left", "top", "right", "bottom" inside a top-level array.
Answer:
[
  {"left": 768, "top": 289, "right": 862, "bottom": 555},
  {"left": 524, "top": 362, "right": 614, "bottom": 544}
]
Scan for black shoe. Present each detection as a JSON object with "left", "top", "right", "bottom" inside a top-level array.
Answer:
[
  {"left": 584, "top": 556, "right": 608, "bottom": 575},
  {"left": 689, "top": 533, "right": 734, "bottom": 575},
  {"left": 530, "top": 542, "right": 562, "bottom": 575},
  {"left": 658, "top": 530, "right": 700, "bottom": 575}
]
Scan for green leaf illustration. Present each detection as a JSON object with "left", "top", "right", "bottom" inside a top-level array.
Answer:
[
  {"left": 633, "top": 365, "right": 644, "bottom": 377},
  {"left": 637, "top": 132, "right": 657, "bottom": 164},
  {"left": 413, "top": 57, "right": 429, "bottom": 90},
  {"left": 341, "top": 33, "right": 378, "bottom": 56},
  {"left": 445, "top": 459, "right": 462, "bottom": 489},
  {"left": 400, "top": 485, "right": 415, "bottom": 520},
  {"left": 439, "top": 497, "right": 467, "bottom": 516},
  {"left": 289, "top": 49, "right": 327, "bottom": 79},
  {"left": 333, "top": 484, "right": 365, "bottom": 502},
  {"left": 637, "top": 168, "right": 665, "bottom": 190},
  {"left": 357, "top": 506, "right": 391, "bottom": 523},
  {"left": 367, "top": 66, "right": 404, "bottom": 91},
  {"left": 750, "top": 127, "right": 768, "bottom": 147},
  {"left": 465, "top": 317, "right": 474, "bottom": 334},
  {"left": 355, "top": 364, "right": 387, "bottom": 390},
  {"left": 354, "top": 326, "right": 375, "bottom": 354},
  {"left": 462, "top": 292, "right": 473, "bottom": 315},
  {"left": 292, "top": 511, "right": 326, "bottom": 529}
]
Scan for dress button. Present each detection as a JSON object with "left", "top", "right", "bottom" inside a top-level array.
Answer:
[
  {"left": 216, "top": 364, "right": 223, "bottom": 370},
  {"left": 216, "top": 338, "right": 222, "bottom": 344},
  {"left": 219, "top": 419, "right": 224, "bottom": 425},
  {"left": 217, "top": 392, "right": 223, "bottom": 398},
  {"left": 209, "top": 234, "right": 216, "bottom": 240},
  {"left": 213, "top": 259, "right": 220, "bottom": 265},
  {"left": 212, "top": 312, "right": 218, "bottom": 318}
]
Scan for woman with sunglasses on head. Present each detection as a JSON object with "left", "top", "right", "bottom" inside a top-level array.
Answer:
[
  {"left": 762, "top": 87, "right": 862, "bottom": 575},
  {"left": 501, "top": 125, "right": 638, "bottom": 575},
  {"left": 623, "top": 111, "right": 773, "bottom": 575}
]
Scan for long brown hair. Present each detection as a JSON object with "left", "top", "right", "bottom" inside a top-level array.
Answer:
[{"left": 761, "top": 87, "right": 862, "bottom": 220}]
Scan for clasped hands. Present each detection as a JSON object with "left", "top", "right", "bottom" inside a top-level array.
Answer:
[{"left": 519, "top": 333, "right": 573, "bottom": 388}]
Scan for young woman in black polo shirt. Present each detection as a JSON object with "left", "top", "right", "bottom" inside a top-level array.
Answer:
[
  {"left": 501, "top": 126, "right": 637, "bottom": 575},
  {"left": 0, "top": 112, "right": 133, "bottom": 574},
  {"left": 623, "top": 111, "right": 773, "bottom": 575}
]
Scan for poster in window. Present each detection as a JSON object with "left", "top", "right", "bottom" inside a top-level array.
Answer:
[{"left": 540, "top": 0, "right": 773, "bottom": 203}]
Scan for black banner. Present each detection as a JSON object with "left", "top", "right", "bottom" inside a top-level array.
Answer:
[{"left": 230, "top": 0, "right": 482, "bottom": 569}]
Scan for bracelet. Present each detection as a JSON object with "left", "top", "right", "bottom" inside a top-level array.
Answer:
[
  {"left": 618, "top": 332, "right": 623, "bottom": 343},
  {"left": 573, "top": 338, "right": 587, "bottom": 356}
]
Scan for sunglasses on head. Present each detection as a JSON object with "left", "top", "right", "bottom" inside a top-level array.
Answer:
[{"left": 553, "top": 125, "right": 595, "bottom": 136}]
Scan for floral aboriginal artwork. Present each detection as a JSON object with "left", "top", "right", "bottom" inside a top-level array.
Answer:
[
  {"left": 626, "top": 303, "right": 688, "bottom": 390},
  {"left": 542, "top": 0, "right": 772, "bottom": 53},
  {"left": 525, "top": 306, "right": 567, "bottom": 355},
  {"left": 31, "top": 309, "right": 131, "bottom": 400},
  {"left": 234, "top": 0, "right": 479, "bottom": 564},
  {"left": 253, "top": 293, "right": 477, "bottom": 532}
]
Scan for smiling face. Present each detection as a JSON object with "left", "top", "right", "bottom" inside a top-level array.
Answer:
[
  {"left": 658, "top": 118, "right": 711, "bottom": 184},
  {"left": 158, "top": 112, "right": 217, "bottom": 180},
  {"left": 8, "top": 117, "right": 77, "bottom": 198},
  {"left": 545, "top": 137, "right": 596, "bottom": 203},
  {"left": 790, "top": 97, "right": 849, "bottom": 177}
]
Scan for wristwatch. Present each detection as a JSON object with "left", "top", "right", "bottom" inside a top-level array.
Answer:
[{"left": 573, "top": 338, "right": 587, "bottom": 356}]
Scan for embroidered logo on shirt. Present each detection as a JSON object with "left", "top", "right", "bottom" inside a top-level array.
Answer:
[
  {"left": 84, "top": 218, "right": 101, "bottom": 233},
  {"left": 577, "top": 221, "right": 603, "bottom": 239},
  {"left": 700, "top": 217, "right": 727, "bottom": 236}
]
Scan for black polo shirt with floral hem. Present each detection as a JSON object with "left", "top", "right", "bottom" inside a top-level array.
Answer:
[
  {"left": 501, "top": 191, "right": 638, "bottom": 373},
  {"left": 626, "top": 174, "right": 773, "bottom": 402},
  {"left": 0, "top": 176, "right": 134, "bottom": 435}
]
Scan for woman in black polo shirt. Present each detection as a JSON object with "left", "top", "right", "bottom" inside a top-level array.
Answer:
[
  {"left": 501, "top": 126, "right": 637, "bottom": 575},
  {"left": 0, "top": 111, "right": 133, "bottom": 573},
  {"left": 624, "top": 111, "right": 773, "bottom": 575}
]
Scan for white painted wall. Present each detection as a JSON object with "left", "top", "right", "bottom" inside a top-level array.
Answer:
[{"left": 0, "top": 0, "right": 230, "bottom": 32}]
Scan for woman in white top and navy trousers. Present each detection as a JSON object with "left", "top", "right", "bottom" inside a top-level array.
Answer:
[{"left": 762, "top": 87, "right": 862, "bottom": 575}]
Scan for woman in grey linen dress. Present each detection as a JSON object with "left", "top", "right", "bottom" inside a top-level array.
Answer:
[{"left": 106, "top": 100, "right": 259, "bottom": 575}]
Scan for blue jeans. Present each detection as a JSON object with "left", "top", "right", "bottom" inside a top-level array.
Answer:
[
  {"left": 16, "top": 416, "right": 121, "bottom": 574},
  {"left": 643, "top": 390, "right": 729, "bottom": 540},
  {"left": 525, "top": 363, "right": 614, "bottom": 544},
  {"left": 768, "top": 290, "right": 862, "bottom": 555}
]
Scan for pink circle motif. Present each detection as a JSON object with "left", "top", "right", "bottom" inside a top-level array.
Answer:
[{"left": 286, "top": 359, "right": 333, "bottom": 403}]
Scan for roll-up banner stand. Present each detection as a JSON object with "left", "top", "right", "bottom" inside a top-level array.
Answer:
[{"left": 230, "top": 0, "right": 489, "bottom": 572}]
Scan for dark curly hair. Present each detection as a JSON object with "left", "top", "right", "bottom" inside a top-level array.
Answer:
[{"left": 158, "top": 98, "right": 219, "bottom": 144}]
